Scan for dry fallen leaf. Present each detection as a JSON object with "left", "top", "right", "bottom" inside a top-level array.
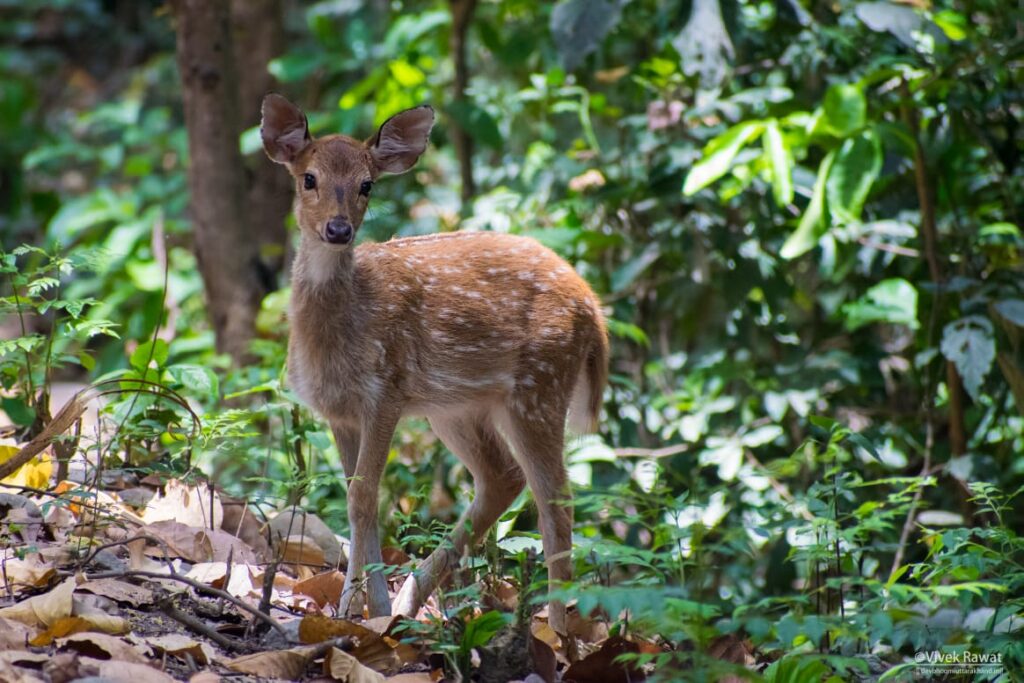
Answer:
[
  {"left": 226, "top": 648, "right": 310, "bottom": 680},
  {"left": 383, "top": 675, "right": 433, "bottom": 682},
  {"left": 293, "top": 570, "right": 345, "bottom": 609},
  {"left": 143, "top": 633, "right": 216, "bottom": 666},
  {"left": 0, "top": 658, "right": 46, "bottom": 683},
  {"left": 185, "top": 562, "right": 256, "bottom": 598},
  {"left": 0, "top": 576, "right": 74, "bottom": 627},
  {"left": 280, "top": 534, "right": 328, "bottom": 578},
  {"left": 55, "top": 632, "right": 151, "bottom": 664},
  {"left": 143, "top": 479, "right": 222, "bottom": 529},
  {"left": 83, "top": 657, "right": 177, "bottom": 683},
  {"left": 220, "top": 497, "right": 272, "bottom": 561},
  {"left": 323, "top": 647, "right": 385, "bottom": 683},
  {"left": 299, "top": 615, "right": 399, "bottom": 672},
  {"left": 0, "top": 557, "right": 56, "bottom": 595},
  {"left": 189, "top": 672, "right": 222, "bottom": 683},
  {"left": 29, "top": 616, "right": 96, "bottom": 646},
  {"left": 77, "top": 578, "right": 154, "bottom": 608},
  {"left": 562, "top": 636, "right": 645, "bottom": 683},
  {"left": 0, "top": 615, "right": 35, "bottom": 650}
]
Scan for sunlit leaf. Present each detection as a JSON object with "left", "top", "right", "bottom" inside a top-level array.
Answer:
[
  {"left": 842, "top": 278, "right": 918, "bottom": 330},
  {"left": 826, "top": 128, "right": 882, "bottom": 223},
  {"left": 781, "top": 151, "right": 834, "bottom": 259},
  {"left": 683, "top": 121, "right": 765, "bottom": 196},
  {"left": 763, "top": 120, "right": 793, "bottom": 206}
]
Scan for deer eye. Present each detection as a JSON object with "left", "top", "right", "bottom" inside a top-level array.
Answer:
[
  {"left": 359, "top": 180, "right": 373, "bottom": 197},
  {"left": 303, "top": 173, "right": 316, "bottom": 190}
]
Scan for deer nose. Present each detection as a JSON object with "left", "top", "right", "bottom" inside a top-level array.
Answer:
[{"left": 324, "top": 217, "right": 354, "bottom": 245}]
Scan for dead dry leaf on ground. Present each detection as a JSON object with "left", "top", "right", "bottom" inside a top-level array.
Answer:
[
  {"left": 142, "top": 479, "right": 222, "bottom": 529},
  {"left": 226, "top": 647, "right": 311, "bottom": 680},
  {"left": 188, "top": 671, "right": 221, "bottom": 683},
  {"left": 562, "top": 636, "right": 646, "bottom": 683},
  {"left": 52, "top": 481, "right": 132, "bottom": 525},
  {"left": 279, "top": 534, "right": 328, "bottom": 578},
  {"left": 77, "top": 578, "right": 154, "bottom": 608},
  {"left": 55, "top": 632, "right": 151, "bottom": 664},
  {"left": 143, "top": 520, "right": 214, "bottom": 562},
  {"left": 185, "top": 562, "right": 256, "bottom": 598},
  {"left": 293, "top": 570, "right": 345, "bottom": 608},
  {"left": 140, "top": 633, "right": 216, "bottom": 666},
  {"left": 0, "top": 576, "right": 74, "bottom": 627},
  {"left": 220, "top": 497, "right": 271, "bottom": 561},
  {"left": 268, "top": 510, "right": 344, "bottom": 568},
  {"left": 79, "top": 657, "right": 177, "bottom": 683},
  {"left": 299, "top": 614, "right": 402, "bottom": 672},
  {"left": 29, "top": 616, "right": 97, "bottom": 646},
  {"left": 0, "top": 658, "right": 46, "bottom": 683},
  {"left": 383, "top": 675, "right": 433, "bottom": 682},
  {"left": 323, "top": 647, "right": 385, "bottom": 683},
  {"left": 0, "top": 557, "right": 56, "bottom": 595},
  {"left": 0, "top": 615, "right": 35, "bottom": 649}
]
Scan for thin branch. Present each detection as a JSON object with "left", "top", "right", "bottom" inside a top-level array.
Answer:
[{"left": 70, "top": 569, "right": 289, "bottom": 640}]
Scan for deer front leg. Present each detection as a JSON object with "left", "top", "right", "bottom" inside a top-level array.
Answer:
[{"left": 337, "top": 411, "right": 397, "bottom": 618}]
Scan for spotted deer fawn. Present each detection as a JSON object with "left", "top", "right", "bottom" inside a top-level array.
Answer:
[{"left": 260, "top": 94, "right": 608, "bottom": 635}]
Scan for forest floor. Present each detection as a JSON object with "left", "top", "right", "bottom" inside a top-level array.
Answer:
[{"left": 0, "top": 468, "right": 739, "bottom": 683}]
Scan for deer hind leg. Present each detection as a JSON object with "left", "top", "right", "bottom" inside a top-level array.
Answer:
[
  {"left": 498, "top": 397, "right": 573, "bottom": 637},
  {"left": 392, "top": 411, "right": 525, "bottom": 618}
]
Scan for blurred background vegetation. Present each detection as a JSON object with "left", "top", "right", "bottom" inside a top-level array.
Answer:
[{"left": 1, "top": 0, "right": 1023, "bottom": 677}]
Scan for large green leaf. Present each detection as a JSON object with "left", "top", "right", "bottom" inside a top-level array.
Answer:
[
  {"left": 683, "top": 121, "right": 765, "bottom": 196},
  {"left": 763, "top": 119, "right": 793, "bottom": 206},
  {"left": 841, "top": 278, "right": 918, "bottom": 331},
  {"left": 826, "top": 129, "right": 882, "bottom": 223},
  {"left": 822, "top": 83, "right": 866, "bottom": 137},
  {"left": 780, "top": 151, "right": 834, "bottom": 259},
  {"left": 993, "top": 299, "right": 1024, "bottom": 326},
  {"left": 940, "top": 316, "right": 995, "bottom": 401}
]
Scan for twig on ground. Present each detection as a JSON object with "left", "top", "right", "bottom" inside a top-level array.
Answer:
[
  {"left": 155, "top": 590, "right": 250, "bottom": 653},
  {"left": 65, "top": 568, "right": 290, "bottom": 640}
]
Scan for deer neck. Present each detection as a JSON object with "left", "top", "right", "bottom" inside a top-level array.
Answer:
[{"left": 293, "top": 233, "right": 356, "bottom": 293}]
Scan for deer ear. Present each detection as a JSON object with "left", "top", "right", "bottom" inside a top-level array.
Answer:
[
  {"left": 261, "top": 94, "right": 311, "bottom": 164},
  {"left": 368, "top": 105, "right": 434, "bottom": 175}
]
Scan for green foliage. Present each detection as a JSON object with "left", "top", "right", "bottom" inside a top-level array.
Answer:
[{"left": 3, "top": 0, "right": 1024, "bottom": 679}]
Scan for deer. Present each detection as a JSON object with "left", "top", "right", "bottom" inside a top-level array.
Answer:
[{"left": 259, "top": 94, "right": 609, "bottom": 637}]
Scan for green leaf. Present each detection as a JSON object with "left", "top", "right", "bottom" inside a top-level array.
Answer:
[
  {"left": 780, "top": 151, "right": 834, "bottom": 259},
  {"left": 460, "top": 611, "right": 510, "bottom": 652},
  {"left": 1, "top": 396, "right": 36, "bottom": 427},
  {"left": 762, "top": 120, "right": 793, "bottom": 206},
  {"left": 821, "top": 84, "right": 866, "bottom": 137},
  {"left": 841, "top": 278, "right": 918, "bottom": 331},
  {"left": 445, "top": 100, "right": 503, "bottom": 150},
  {"left": 994, "top": 299, "right": 1024, "bottom": 326},
  {"left": 683, "top": 121, "right": 765, "bottom": 196},
  {"left": 826, "top": 128, "right": 882, "bottom": 223},
  {"left": 130, "top": 339, "right": 169, "bottom": 371},
  {"left": 167, "top": 364, "right": 219, "bottom": 398},
  {"left": 940, "top": 316, "right": 995, "bottom": 401},
  {"left": 610, "top": 243, "right": 660, "bottom": 293}
]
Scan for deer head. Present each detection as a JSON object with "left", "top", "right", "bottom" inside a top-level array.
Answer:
[{"left": 260, "top": 94, "right": 434, "bottom": 248}]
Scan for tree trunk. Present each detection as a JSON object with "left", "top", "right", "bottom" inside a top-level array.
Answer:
[
  {"left": 232, "top": 0, "right": 292, "bottom": 283},
  {"left": 173, "top": 0, "right": 263, "bottom": 363},
  {"left": 449, "top": 0, "right": 478, "bottom": 207}
]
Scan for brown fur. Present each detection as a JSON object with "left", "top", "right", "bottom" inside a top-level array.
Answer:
[{"left": 261, "top": 95, "right": 609, "bottom": 633}]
